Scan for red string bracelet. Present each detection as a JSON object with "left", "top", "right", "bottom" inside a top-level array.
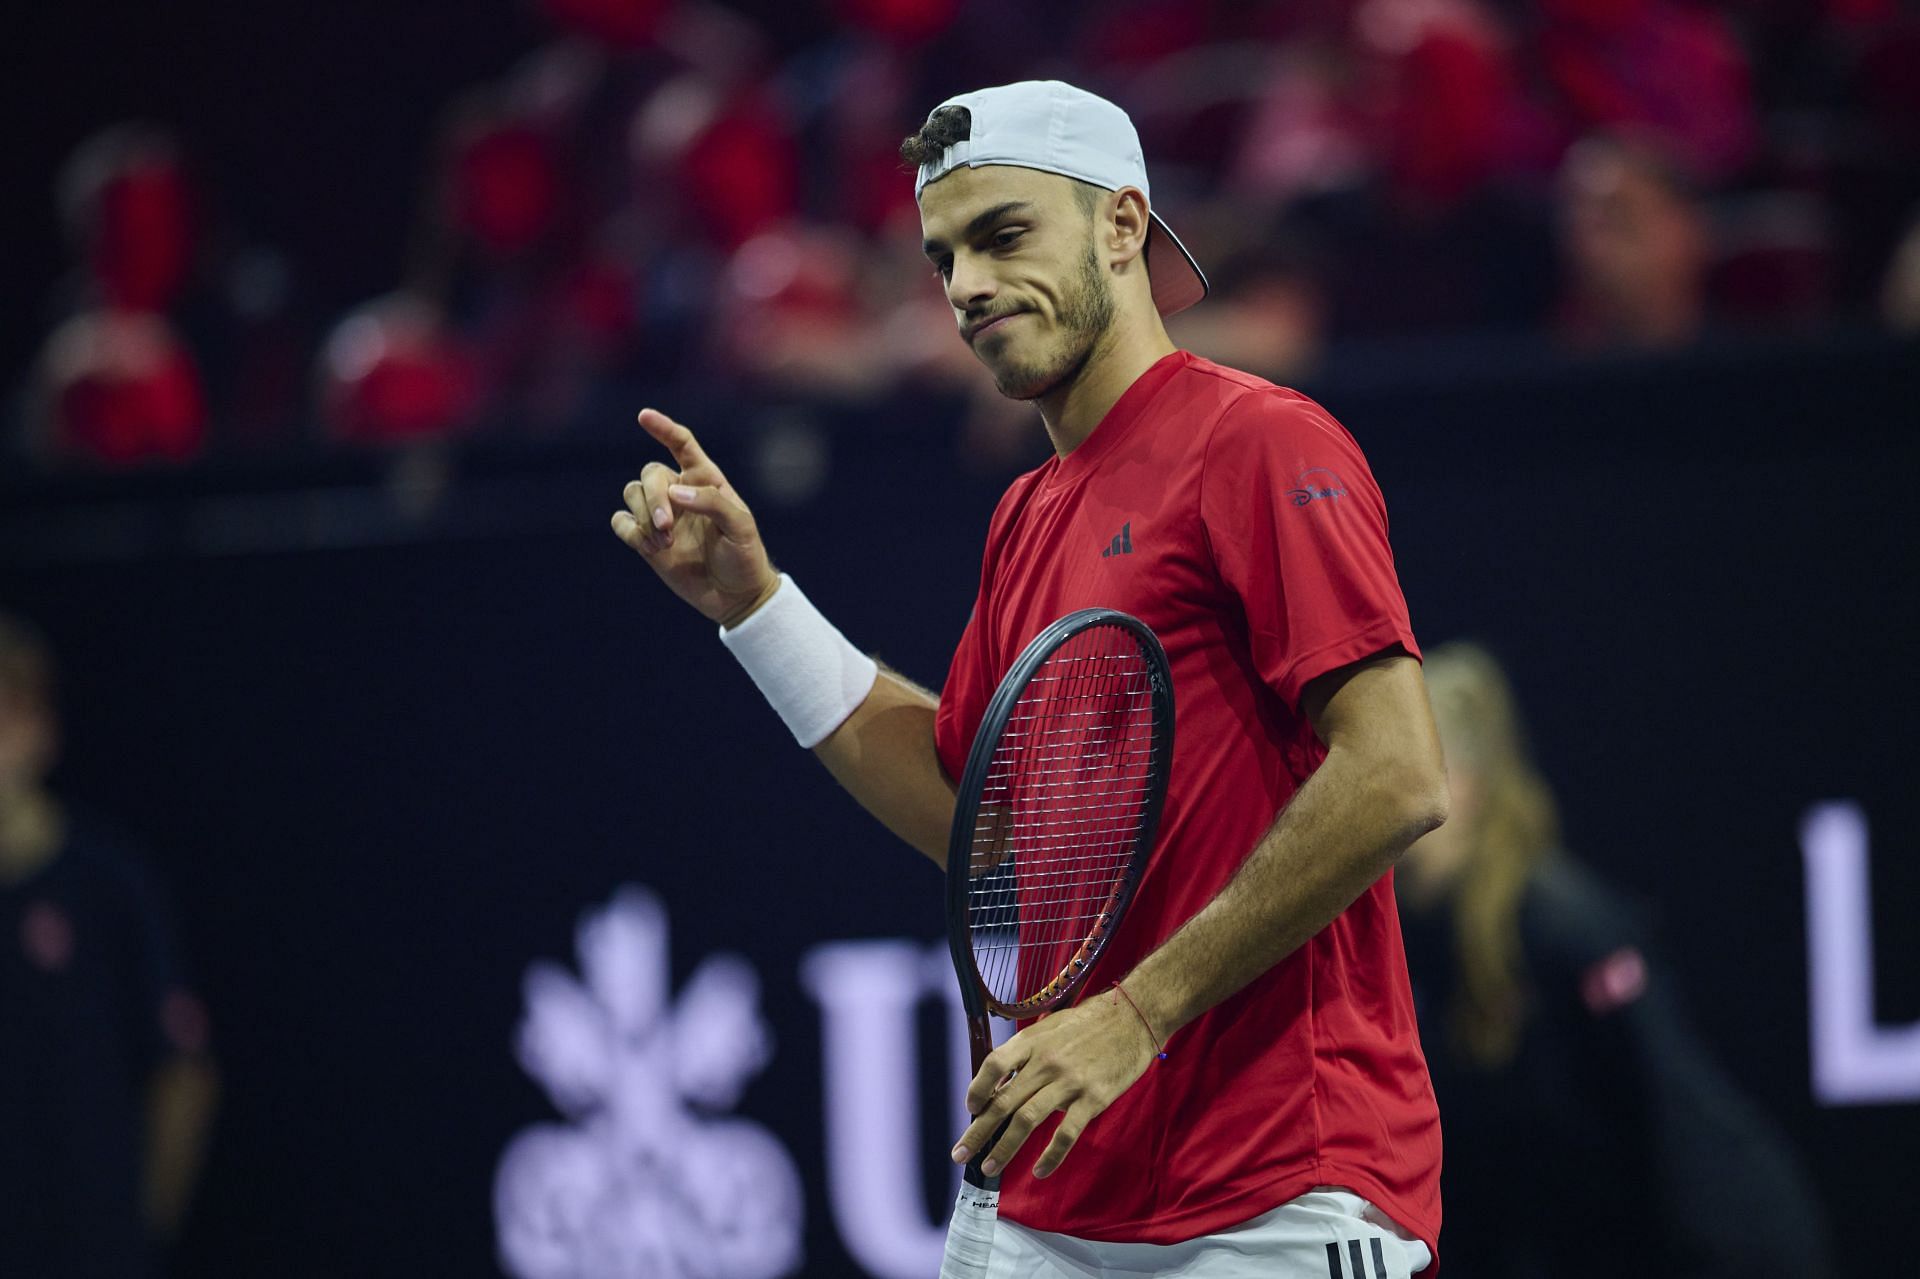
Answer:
[{"left": 1111, "top": 981, "right": 1167, "bottom": 1060}]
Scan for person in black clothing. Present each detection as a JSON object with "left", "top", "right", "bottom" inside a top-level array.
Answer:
[
  {"left": 1398, "top": 640, "right": 1831, "bottom": 1279},
  {"left": 0, "top": 614, "right": 218, "bottom": 1277}
]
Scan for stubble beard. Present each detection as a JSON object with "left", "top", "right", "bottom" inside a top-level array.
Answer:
[{"left": 987, "top": 240, "right": 1116, "bottom": 402}]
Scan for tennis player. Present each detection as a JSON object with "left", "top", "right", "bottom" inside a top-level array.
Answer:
[{"left": 613, "top": 80, "right": 1448, "bottom": 1278}]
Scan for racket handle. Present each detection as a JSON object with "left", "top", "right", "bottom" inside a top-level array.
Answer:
[
  {"left": 962, "top": 1155, "right": 1004, "bottom": 1190},
  {"left": 964, "top": 1119, "right": 1012, "bottom": 1189},
  {"left": 940, "top": 1180, "right": 1001, "bottom": 1279},
  {"left": 967, "top": 1019, "right": 995, "bottom": 1073},
  {"left": 963, "top": 1016, "right": 1010, "bottom": 1188}
]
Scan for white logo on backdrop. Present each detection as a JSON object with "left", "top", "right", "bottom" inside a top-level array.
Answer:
[
  {"left": 1802, "top": 802, "right": 1920, "bottom": 1105},
  {"left": 494, "top": 886, "right": 803, "bottom": 1279},
  {"left": 800, "top": 940, "right": 984, "bottom": 1279}
]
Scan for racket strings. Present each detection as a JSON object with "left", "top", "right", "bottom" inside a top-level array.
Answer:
[{"left": 967, "top": 624, "right": 1165, "bottom": 1011}]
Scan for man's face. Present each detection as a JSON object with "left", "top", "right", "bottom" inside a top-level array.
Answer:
[
  {"left": 918, "top": 165, "right": 1115, "bottom": 401},
  {"left": 1562, "top": 145, "right": 1702, "bottom": 302}
]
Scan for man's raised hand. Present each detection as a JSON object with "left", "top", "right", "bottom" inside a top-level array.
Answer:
[{"left": 611, "top": 409, "right": 779, "bottom": 627}]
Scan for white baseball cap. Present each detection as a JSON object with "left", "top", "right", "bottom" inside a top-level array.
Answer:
[{"left": 912, "top": 79, "right": 1209, "bottom": 317}]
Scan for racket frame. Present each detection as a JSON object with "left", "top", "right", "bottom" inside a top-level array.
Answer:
[{"left": 942, "top": 607, "right": 1174, "bottom": 1188}]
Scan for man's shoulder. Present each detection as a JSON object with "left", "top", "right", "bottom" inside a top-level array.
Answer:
[
  {"left": 1166, "top": 361, "right": 1362, "bottom": 479},
  {"left": 1174, "top": 352, "right": 1288, "bottom": 396},
  {"left": 1167, "top": 353, "right": 1328, "bottom": 435},
  {"left": 988, "top": 460, "right": 1050, "bottom": 518}
]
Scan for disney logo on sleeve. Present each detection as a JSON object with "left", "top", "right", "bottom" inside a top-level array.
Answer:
[{"left": 1287, "top": 467, "right": 1347, "bottom": 508}]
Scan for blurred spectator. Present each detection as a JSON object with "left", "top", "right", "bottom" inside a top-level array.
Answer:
[
  {"left": 31, "top": 309, "right": 209, "bottom": 465},
  {"left": 1398, "top": 641, "right": 1832, "bottom": 1279},
  {"left": 0, "top": 614, "right": 219, "bottom": 1277},
  {"left": 810, "top": 42, "right": 921, "bottom": 235},
  {"left": 1881, "top": 206, "right": 1920, "bottom": 330},
  {"left": 319, "top": 293, "right": 480, "bottom": 446},
  {"left": 1210, "top": 4, "right": 1562, "bottom": 338},
  {"left": 1557, "top": 132, "right": 1711, "bottom": 349},
  {"left": 415, "top": 87, "right": 645, "bottom": 431},
  {"left": 323, "top": 64, "right": 657, "bottom": 442},
  {"left": 1533, "top": 0, "right": 1759, "bottom": 182},
  {"left": 1224, "top": 43, "right": 1376, "bottom": 207},
  {"left": 670, "top": 87, "right": 802, "bottom": 251},
  {"left": 1711, "top": 189, "right": 1836, "bottom": 330},
  {"left": 57, "top": 125, "right": 197, "bottom": 314},
  {"left": 15, "top": 0, "right": 1920, "bottom": 462},
  {"left": 447, "top": 112, "right": 566, "bottom": 265},
  {"left": 24, "top": 123, "right": 309, "bottom": 465},
  {"left": 713, "top": 222, "right": 887, "bottom": 399},
  {"left": 27, "top": 127, "right": 211, "bottom": 466},
  {"left": 1355, "top": 0, "right": 1554, "bottom": 208}
]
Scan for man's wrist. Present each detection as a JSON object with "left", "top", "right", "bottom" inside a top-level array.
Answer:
[
  {"left": 717, "top": 573, "right": 879, "bottom": 748},
  {"left": 1108, "top": 982, "right": 1167, "bottom": 1060},
  {"left": 1118, "top": 963, "right": 1193, "bottom": 1042},
  {"left": 718, "top": 574, "right": 783, "bottom": 631}
]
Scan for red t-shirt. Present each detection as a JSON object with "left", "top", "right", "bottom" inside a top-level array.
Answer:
[{"left": 934, "top": 350, "right": 1442, "bottom": 1259}]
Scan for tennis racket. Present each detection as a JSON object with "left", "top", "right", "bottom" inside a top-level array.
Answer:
[{"left": 936, "top": 608, "right": 1175, "bottom": 1279}]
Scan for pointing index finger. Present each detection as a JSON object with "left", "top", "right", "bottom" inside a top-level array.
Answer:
[{"left": 637, "top": 408, "right": 720, "bottom": 480}]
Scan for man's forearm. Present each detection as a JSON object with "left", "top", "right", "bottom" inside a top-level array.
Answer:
[
  {"left": 813, "top": 663, "right": 956, "bottom": 866},
  {"left": 1123, "top": 746, "right": 1446, "bottom": 1040}
]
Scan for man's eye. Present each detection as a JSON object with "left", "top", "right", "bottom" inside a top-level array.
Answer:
[{"left": 992, "top": 229, "right": 1023, "bottom": 249}]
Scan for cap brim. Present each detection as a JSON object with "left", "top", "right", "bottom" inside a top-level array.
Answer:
[{"left": 1147, "top": 211, "right": 1208, "bottom": 317}]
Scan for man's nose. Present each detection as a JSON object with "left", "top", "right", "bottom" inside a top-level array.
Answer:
[{"left": 947, "top": 255, "right": 997, "bottom": 313}]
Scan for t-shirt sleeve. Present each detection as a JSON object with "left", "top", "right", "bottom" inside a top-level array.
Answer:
[{"left": 1198, "top": 389, "right": 1419, "bottom": 713}]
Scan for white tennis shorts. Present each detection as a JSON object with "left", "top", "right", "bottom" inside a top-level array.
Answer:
[{"left": 943, "top": 1184, "right": 1433, "bottom": 1278}]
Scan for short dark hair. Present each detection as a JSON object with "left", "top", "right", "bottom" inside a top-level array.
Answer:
[
  {"left": 899, "top": 105, "right": 972, "bottom": 169},
  {"left": 901, "top": 103, "right": 1102, "bottom": 215}
]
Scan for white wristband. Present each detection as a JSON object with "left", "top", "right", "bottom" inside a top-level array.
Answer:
[{"left": 719, "top": 574, "right": 878, "bottom": 749}]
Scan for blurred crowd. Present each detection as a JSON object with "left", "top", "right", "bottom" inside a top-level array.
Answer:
[{"left": 15, "top": 0, "right": 1920, "bottom": 469}]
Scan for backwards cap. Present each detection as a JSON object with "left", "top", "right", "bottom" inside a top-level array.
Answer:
[{"left": 912, "top": 80, "right": 1208, "bottom": 317}]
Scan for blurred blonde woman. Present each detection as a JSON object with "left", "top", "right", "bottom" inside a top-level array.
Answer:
[{"left": 1399, "top": 641, "right": 1830, "bottom": 1279}]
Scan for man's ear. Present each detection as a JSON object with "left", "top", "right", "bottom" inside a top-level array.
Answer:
[{"left": 1108, "top": 187, "right": 1151, "bottom": 267}]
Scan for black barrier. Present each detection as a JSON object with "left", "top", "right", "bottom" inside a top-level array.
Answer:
[{"left": 4, "top": 334, "right": 1917, "bottom": 1277}]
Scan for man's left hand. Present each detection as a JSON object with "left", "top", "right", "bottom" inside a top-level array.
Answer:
[{"left": 950, "top": 989, "right": 1159, "bottom": 1180}]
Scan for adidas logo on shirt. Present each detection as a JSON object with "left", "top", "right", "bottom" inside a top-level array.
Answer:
[{"left": 1100, "top": 521, "right": 1133, "bottom": 558}]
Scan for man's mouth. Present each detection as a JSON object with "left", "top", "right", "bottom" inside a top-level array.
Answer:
[{"left": 966, "top": 311, "right": 1026, "bottom": 344}]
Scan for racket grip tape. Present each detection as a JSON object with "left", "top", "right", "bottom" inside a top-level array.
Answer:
[{"left": 939, "top": 1181, "right": 1002, "bottom": 1279}]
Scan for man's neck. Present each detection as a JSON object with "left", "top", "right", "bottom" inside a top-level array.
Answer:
[
  {"left": 0, "top": 790, "right": 62, "bottom": 885},
  {"left": 1037, "top": 311, "right": 1176, "bottom": 458}
]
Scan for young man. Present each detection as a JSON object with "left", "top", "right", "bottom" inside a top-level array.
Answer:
[{"left": 612, "top": 80, "right": 1448, "bottom": 1277}]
